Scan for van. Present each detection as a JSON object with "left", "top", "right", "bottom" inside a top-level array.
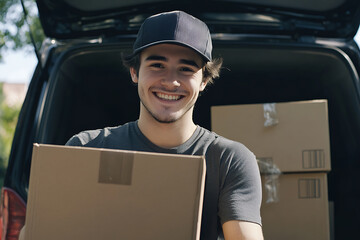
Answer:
[{"left": 1, "top": 0, "right": 360, "bottom": 239}]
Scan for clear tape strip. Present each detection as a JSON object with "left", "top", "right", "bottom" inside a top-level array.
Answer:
[
  {"left": 257, "top": 159, "right": 281, "bottom": 203},
  {"left": 263, "top": 103, "right": 279, "bottom": 127}
]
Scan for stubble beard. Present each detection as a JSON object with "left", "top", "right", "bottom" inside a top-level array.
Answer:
[{"left": 140, "top": 99, "right": 195, "bottom": 124}]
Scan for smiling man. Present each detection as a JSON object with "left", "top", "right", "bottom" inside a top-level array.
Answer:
[
  {"left": 131, "top": 43, "right": 207, "bottom": 148},
  {"left": 66, "top": 10, "right": 263, "bottom": 240}
]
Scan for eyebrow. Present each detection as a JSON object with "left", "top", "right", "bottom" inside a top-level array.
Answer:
[
  {"left": 180, "top": 59, "right": 200, "bottom": 68},
  {"left": 145, "top": 55, "right": 200, "bottom": 68},
  {"left": 145, "top": 55, "right": 167, "bottom": 62}
]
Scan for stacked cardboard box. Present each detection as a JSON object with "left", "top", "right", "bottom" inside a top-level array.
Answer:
[{"left": 211, "top": 100, "right": 331, "bottom": 240}]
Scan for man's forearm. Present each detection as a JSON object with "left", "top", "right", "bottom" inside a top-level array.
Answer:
[{"left": 222, "top": 220, "right": 264, "bottom": 240}]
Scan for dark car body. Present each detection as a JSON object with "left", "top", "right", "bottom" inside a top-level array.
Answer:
[{"left": 1, "top": 0, "right": 360, "bottom": 239}]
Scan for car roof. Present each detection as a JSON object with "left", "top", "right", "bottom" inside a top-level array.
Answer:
[{"left": 36, "top": 0, "right": 360, "bottom": 40}]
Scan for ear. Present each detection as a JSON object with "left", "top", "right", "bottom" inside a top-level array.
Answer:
[
  {"left": 199, "top": 80, "right": 208, "bottom": 91},
  {"left": 130, "top": 67, "right": 138, "bottom": 83}
]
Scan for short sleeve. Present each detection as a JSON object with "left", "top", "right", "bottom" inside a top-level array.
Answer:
[
  {"left": 65, "top": 129, "right": 103, "bottom": 147},
  {"left": 65, "top": 135, "right": 83, "bottom": 146},
  {"left": 218, "top": 140, "right": 262, "bottom": 225}
]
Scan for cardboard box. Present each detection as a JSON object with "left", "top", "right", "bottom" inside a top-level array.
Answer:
[
  {"left": 25, "top": 144, "right": 206, "bottom": 240},
  {"left": 261, "top": 173, "right": 330, "bottom": 240},
  {"left": 211, "top": 100, "right": 331, "bottom": 172}
]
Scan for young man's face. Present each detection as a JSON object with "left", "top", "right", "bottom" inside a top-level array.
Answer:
[{"left": 130, "top": 43, "right": 207, "bottom": 124}]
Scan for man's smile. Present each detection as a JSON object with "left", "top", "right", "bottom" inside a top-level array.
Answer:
[{"left": 154, "top": 92, "right": 184, "bottom": 101}]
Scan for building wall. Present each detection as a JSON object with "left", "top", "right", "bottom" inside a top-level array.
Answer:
[{"left": 1, "top": 83, "right": 28, "bottom": 107}]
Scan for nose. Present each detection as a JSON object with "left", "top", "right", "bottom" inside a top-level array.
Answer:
[{"left": 160, "top": 69, "right": 180, "bottom": 89}]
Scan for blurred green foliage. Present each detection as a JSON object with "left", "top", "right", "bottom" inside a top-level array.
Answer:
[
  {"left": 0, "top": 83, "right": 22, "bottom": 188},
  {"left": 0, "top": 0, "right": 44, "bottom": 61},
  {"left": 0, "top": 0, "right": 43, "bottom": 188}
]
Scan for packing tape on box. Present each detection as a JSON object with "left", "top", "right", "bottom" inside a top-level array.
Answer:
[
  {"left": 99, "top": 151, "right": 134, "bottom": 185},
  {"left": 263, "top": 103, "right": 279, "bottom": 127},
  {"left": 257, "top": 159, "right": 281, "bottom": 203}
]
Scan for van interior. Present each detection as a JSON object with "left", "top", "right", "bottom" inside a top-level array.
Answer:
[{"left": 36, "top": 42, "right": 360, "bottom": 238}]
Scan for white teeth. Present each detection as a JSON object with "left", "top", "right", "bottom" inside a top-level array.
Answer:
[{"left": 156, "top": 93, "right": 180, "bottom": 101}]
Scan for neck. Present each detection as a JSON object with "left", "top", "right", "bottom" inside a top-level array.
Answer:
[{"left": 137, "top": 110, "right": 197, "bottom": 149}]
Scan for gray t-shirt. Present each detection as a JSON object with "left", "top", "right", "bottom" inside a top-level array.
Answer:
[{"left": 66, "top": 121, "right": 262, "bottom": 240}]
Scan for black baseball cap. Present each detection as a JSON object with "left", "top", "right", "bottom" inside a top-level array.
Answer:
[{"left": 131, "top": 10, "right": 212, "bottom": 62}]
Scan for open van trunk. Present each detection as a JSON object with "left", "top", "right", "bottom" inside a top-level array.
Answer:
[
  {"left": 2, "top": 1, "right": 360, "bottom": 239},
  {"left": 34, "top": 41, "right": 360, "bottom": 238}
]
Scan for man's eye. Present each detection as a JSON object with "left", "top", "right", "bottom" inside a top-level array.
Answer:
[
  {"left": 180, "top": 67, "right": 194, "bottom": 72},
  {"left": 150, "top": 63, "right": 164, "bottom": 68}
]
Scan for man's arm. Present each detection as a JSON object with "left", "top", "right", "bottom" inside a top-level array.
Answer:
[{"left": 222, "top": 220, "right": 264, "bottom": 240}]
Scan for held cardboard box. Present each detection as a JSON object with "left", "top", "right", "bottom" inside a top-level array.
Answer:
[
  {"left": 25, "top": 144, "right": 206, "bottom": 240},
  {"left": 211, "top": 100, "right": 331, "bottom": 172},
  {"left": 261, "top": 173, "right": 330, "bottom": 240}
]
